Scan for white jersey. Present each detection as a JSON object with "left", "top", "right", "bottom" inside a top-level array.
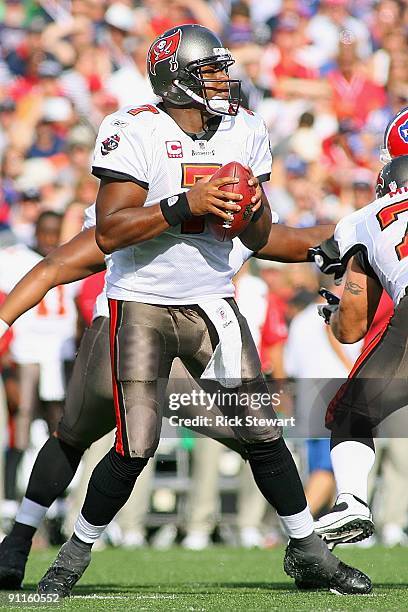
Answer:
[
  {"left": 92, "top": 103, "right": 272, "bottom": 304},
  {"left": 0, "top": 244, "right": 77, "bottom": 364},
  {"left": 335, "top": 187, "right": 408, "bottom": 305},
  {"left": 82, "top": 204, "right": 278, "bottom": 320}
]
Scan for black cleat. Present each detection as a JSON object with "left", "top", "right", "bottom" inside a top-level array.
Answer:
[
  {"left": 327, "top": 561, "right": 373, "bottom": 595},
  {"left": 0, "top": 536, "right": 31, "bottom": 590},
  {"left": 284, "top": 540, "right": 372, "bottom": 595},
  {"left": 37, "top": 538, "right": 91, "bottom": 598}
]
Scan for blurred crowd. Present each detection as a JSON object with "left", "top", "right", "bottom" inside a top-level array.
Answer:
[{"left": 0, "top": 0, "right": 408, "bottom": 550}]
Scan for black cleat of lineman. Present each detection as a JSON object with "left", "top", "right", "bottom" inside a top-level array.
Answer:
[
  {"left": 0, "top": 536, "right": 31, "bottom": 590},
  {"left": 284, "top": 542, "right": 372, "bottom": 595}
]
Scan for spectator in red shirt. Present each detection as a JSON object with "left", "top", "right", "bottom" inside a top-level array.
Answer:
[
  {"left": 268, "top": 14, "right": 318, "bottom": 96},
  {"left": 327, "top": 38, "right": 386, "bottom": 125}
]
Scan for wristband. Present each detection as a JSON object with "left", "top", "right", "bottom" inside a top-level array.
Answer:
[
  {"left": 251, "top": 201, "right": 264, "bottom": 223},
  {"left": 160, "top": 192, "right": 192, "bottom": 226},
  {"left": 0, "top": 318, "right": 9, "bottom": 339}
]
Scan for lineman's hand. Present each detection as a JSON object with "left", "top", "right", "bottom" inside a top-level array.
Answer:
[
  {"left": 308, "top": 236, "right": 345, "bottom": 285},
  {"left": 317, "top": 288, "right": 340, "bottom": 325}
]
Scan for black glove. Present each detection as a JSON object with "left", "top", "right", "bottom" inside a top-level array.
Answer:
[
  {"left": 307, "top": 236, "right": 345, "bottom": 285},
  {"left": 317, "top": 288, "right": 340, "bottom": 325}
]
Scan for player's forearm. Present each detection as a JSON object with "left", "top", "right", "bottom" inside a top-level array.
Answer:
[
  {"left": 0, "top": 229, "right": 105, "bottom": 326},
  {"left": 0, "top": 259, "right": 62, "bottom": 326},
  {"left": 238, "top": 194, "right": 272, "bottom": 252},
  {"left": 256, "top": 224, "right": 335, "bottom": 262},
  {"left": 329, "top": 309, "right": 360, "bottom": 343},
  {"left": 330, "top": 304, "right": 367, "bottom": 344},
  {"left": 96, "top": 204, "right": 170, "bottom": 253}
]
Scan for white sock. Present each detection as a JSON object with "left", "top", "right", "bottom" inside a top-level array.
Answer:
[
  {"left": 74, "top": 513, "right": 108, "bottom": 544},
  {"left": 331, "top": 441, "right": 375, "bottom": 503},
  {"left": 279, "top": 506, "right": 314, "bottom": 539},
  {"left": 15, "top": 497, "right": 48, "bottom": 529}
]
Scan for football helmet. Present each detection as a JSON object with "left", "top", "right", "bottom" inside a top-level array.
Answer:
[
  {"left": 375, "top": 154, "right": 408, "bottom": 198},
  {"left": 147, "top": 25, "right": 241, "bottom": 116},
  {"left": 381, "top": 106, "right": 408, "bottom": 163}
]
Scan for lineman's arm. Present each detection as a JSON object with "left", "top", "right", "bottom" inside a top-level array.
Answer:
[
  {"left": 330, "top": 256, "right": 383, "bottom": 343},
  {"left": 254, "top": 223, "right": 335, "bottom": 262},
  {"left": 0, "top": 228, "right": 105, "bottom": 327}
]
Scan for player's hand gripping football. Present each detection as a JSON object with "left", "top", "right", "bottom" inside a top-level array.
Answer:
[
  {"left": 245, "top": 167, "right": 263, "bottom": 216},
  {"left": 307, "top": 236, "right": 345, "bottom": 285},
  {"left": 317, "top": 288, "right": 340, "bottom": 325},
  {"left": 186, "top": 175, "right": 243, "bottom": 222}
]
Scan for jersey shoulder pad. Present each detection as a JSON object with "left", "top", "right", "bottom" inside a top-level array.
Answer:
[
  {"left": 237, "top": 107, "right": 266, "bottom": 132},
  {"left": 334, "top": 206, "right": 371, "bottom": 261},
  {"left": 104, "top": 104, "right": 160, "bottom": 131}
]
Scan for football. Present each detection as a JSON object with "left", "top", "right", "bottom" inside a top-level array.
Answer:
[{"left": 207, "top": 161, "right": 256, "bottom": 241}]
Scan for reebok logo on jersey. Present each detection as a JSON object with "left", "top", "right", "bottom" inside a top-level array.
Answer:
[
  {"left": 101, "top": 134, "right": 120, "bottom": 156},
  {"left": 148, "top": 29, "right": 182, "bottom": 76},
  {"left": 166, "top": 141, "right": 183, "bottom": 158},
  {"left": 111, "top": 119, "right": 129, "bottom": 128}
]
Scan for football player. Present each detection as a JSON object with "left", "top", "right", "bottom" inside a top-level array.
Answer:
[
  {"left": 36, "top": 25, "right": 370, "bottom": 597},
  {"left": 0, "top": 200, "right": 342, "bottom": 589},
  {"left": 315, "top": 155, "right": 408, "bottom": 547},
  {"left": 0, "top": 213, "right": 77, "bottom": 505},
  {"left": 312, "top": 106, "right": 408, "bottom": 546}
]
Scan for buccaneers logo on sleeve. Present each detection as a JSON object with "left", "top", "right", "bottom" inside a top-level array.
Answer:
[
  {"left": 148, "top": 29, "right": 181, "bottom": 76},
  {"left": 101, "top": 134, "right": 120, "bottom": 156}
]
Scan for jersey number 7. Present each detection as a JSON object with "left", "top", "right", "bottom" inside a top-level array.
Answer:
[
  {"left": 376, "top": 199, "right": 408, "bottom": 261},
  {"left": 180, "top": 163, "right": 221, "bottom": 234}
]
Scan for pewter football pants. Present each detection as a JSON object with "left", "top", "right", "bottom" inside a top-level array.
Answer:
[
  {"left": 108, "top": 299, "right": 282, "bottom": 458},
  {"left": 57, "top": 317, "right": 245, "bottom": 456}
]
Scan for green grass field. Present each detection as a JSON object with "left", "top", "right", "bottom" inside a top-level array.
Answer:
[{"left": 0, "top": 546, "right": 406, "bottom": 611}]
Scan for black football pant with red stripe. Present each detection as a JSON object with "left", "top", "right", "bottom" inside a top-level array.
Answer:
[{"left": 327, "top": 292, "right": 408, "bottom": 451}]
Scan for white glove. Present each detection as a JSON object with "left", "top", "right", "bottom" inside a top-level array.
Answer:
[
  {"left": 317, "top": 288, "right": 340, "bottom": 325},
  {"left": 317, "top": 303, "right": 339, "bottom": 325}
]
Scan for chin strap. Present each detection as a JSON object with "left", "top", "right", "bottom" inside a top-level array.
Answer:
[{"left": 173, "top": 80, "right": 234, "bottom": 116}]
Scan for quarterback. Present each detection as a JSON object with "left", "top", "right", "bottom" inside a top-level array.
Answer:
[
  {"left": 1, "top": 25, "right": 370, "bottom": 596},
  {"left": 37, "top": 24, "right": 370, "bottom": 597}
]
